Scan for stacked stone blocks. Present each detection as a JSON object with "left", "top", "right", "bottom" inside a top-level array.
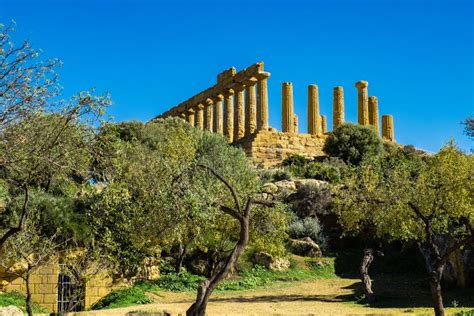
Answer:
[{"left": 154, "top": 62, "right": 396, "bottom": 166}]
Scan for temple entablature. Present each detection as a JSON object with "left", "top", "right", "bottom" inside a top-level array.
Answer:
[{"left": 152, "top": 62, "right": 396, "bottom": 167}]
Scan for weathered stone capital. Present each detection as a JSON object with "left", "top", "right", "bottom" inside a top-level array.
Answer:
[
  {"left": 369, "top": 96, "right": 378, "bottom": 102},
  {"left": 233, "top": 83, "right": 245, "bottom": 92},
  {"left": 334, "top": 86, "right": 343, "bottom": 91},
  {"left": 243, "top": 77, "right": 258, "bottom": 86},
  {"left": 196, "top": 103, "right": 204, "bottom": 110},
  {"left": 222, "top": 89, "right": 234, "bottom": 97},
  {"left": 213, "top": 94, "right": 224, "bottom": 102},
  {"left": 355, "top": 80, "right": 368, "bottom": 89},
  {"left": 204, "top": 98, "right": 214, "bottom": 106},
  {"left": 187, "top": 108, "right": 195, "bottom": 114},
  {"left": 255, "top": 72, "right": 271, "bottom": 80}
]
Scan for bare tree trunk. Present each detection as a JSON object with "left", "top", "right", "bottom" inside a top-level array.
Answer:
[
  {"left": 186, "top": 214, "right": 249, "bottom": 316},
  {"left": 25, "top": 270, "right": 33, "bottom": 316},
  {"left": 429, "top": 266, "right": 445, "bottom": 316},
  {"left": 187, "top": 164, "right": 275, "bottom": 316},
  {"left": 175, "top": 243, "right": 187, "bottom": 274},
  {"left": 360, "top": 248, "right": 376, "bottom": 303}
]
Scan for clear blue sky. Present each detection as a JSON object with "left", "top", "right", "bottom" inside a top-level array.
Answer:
[{"left": 2, "top": 0, "right": 473, "bottom": 152}]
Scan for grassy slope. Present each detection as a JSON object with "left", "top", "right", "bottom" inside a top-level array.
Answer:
[
  {"left": 91, "top": 256, "right": 335, "bottom": 310},
  {"left": 0, "top": 291, "right": 49, "bottom": 313}
]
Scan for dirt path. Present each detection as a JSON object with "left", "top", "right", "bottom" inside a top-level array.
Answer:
[{"left": 72, "top": 278, "right": 454, "bottom": 315}]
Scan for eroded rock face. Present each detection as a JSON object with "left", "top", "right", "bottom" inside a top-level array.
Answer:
[
  {"left": 0, "top": 306, "right": 22, "bottom": 316},
  {"left": 251, "top": 252, "right": 290, "bottom": 272},
  {"left": 294, "top": 179, "right": 328, "bottom": 190},
  {"left": 273, "top": 180, "right": 297, "bottom": 192},
  {"left": 289, "top": 237, "right": 322, "bottom": 258}
]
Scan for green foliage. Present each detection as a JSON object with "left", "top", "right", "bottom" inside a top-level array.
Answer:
[
  {"left": 288, "top": 217, "right": 327, "bottom": 248},
  {"left": 334, "top": 143, "right": 473, "bottom": 241},
  {"left": 0, "top": 291, "right": 48, "bottom": 313},
  {"left": 146, "top": 271, "right": 206, "bottom": 292},
  {"left": 282, "top": 155, "right": 308, "bottom": 177},
  {"left": 271, "top": 169, "right": 292, "bottom": 181},
  {"left": 89, "top": 118, "right": 289, "bottom": 274},
  {"left": 323, "top": 123, "right": 382, "bottom": 165},
  {"left": 286, "top": 182, "right": 332, "bottom": 218},
  {"left": 457, "top": 311, "right": 474, "bottom": 316},
  {"left": 282, "top": 154, "right": 308, "bottom": 167},
  {"left": 90, "top": 287, "right": 152, "bottom": 310},
  {"left": 304, "top": 161, "right": 341, "bottom": 182}
]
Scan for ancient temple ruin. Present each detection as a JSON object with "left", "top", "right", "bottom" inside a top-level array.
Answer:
[{"left": 153, "top": 62, "right": 395, "bottom": 168}]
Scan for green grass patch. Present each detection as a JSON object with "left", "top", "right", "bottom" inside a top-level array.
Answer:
[
  {"left": 90, "top": 256, "right": 337, "bottom": 310},
  {"left": 456, "top": 311, "right": 474, "bottom": 316},
  {"left": 90, "top": 287, "right": 152, "bottom": 310},
  {"left": 0, "top": 291, "right": 49, "bottom": 313},
  {"left": 216, "top": 257, "right": 336, "bottom": 291}
]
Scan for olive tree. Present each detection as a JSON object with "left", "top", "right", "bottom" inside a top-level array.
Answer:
[
  {"left": 333, "top": 143, "right": 473, "bottom": 316},
  {"left": 89, "top": 119, "right": 289, "bottom": 315},
  {"left": 0, "top": 22, "right": 110, "bottom": 250}
]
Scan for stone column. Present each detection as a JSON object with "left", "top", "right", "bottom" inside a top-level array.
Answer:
[
  {"left": 245, "top": 80, "right": 257, "bottom": 136},
  {"left": 186, "top": 108, "right": 195, "bottom": 127},
  {"left": 195, "top": 104, "right": 204, "bottom": 129},
  {"left": 308, "top": 84, "right": 320, "bottom": 135},
  {"left": 355, "top": 80, "right": 369, "bottom": 125},
  {"left": 213, "top": 94, "right": 224, "bottom": 134},
  {"left": 203, "top": 98, "right": 213, "bottom": 132},
  {"left": 368, "top": 96, "right": 379, "bottom": 134},
  {"left": 282, "top": 82, "right": 294, "bottom": 133},
  {"left": 293, "top": 114, "right": 298, "bottom": 134},
  {"left": 233, "top": 85, "right": 245, "bottom": 141},
  {"left": 382, "top": 114, "right": 394, "bottom": 141},
  {"left": 333, "top": 86, "right": 344, "bottom": 130},
  {"left": 223, "top": 89, "right": 234, "bottom": 143},
  {"left": 320, "top": 115, "right": 327, "bottom": 133},
  {"left": 257, "top": 76, "right": 269, "bottom": 131}
]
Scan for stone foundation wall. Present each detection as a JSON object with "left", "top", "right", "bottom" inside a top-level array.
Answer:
[
  {"left": 236, "top": 130, "right": 327, "bottom": 168},
  {"left": 2, "top": 262, "right": 125, "bottom": 313},
  {"left": 3, "top": 262, "right": 60, "bottom": 312}
]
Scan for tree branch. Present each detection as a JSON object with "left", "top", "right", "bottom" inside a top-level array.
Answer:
[
  {"left": 0, "top": 186, "right": 29, "bottom": 247},
  {"left": 197, "top": 164, "right": 241, "bottom": 213}
]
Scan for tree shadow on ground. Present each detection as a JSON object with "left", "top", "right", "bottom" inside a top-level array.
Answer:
[{"left": 333, "top": 246, "right": 474, "bottom": 310}]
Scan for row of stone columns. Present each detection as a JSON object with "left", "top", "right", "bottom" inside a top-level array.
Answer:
[
  {"left": 281, "top": 81, "right": 394, "bottom": 141},
  {"left": 181, "top": 76, "right": 269, "bottom": 143},
  {"left": 355, "top": 80, "right": 394, "bottom": 141}
]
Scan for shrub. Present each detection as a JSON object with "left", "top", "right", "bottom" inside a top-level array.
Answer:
[
  {"left": 323, "top": 123, "right": 382, "bottom": 165},
  {"left": 282, "top": 155, "right": 309, "bottom": 177},
  {"left": 272, "top": 169, "right": 292, "bottom": 181},
  {"left": 456, "top": 311, "right": 474, "bottom": 316},
  {"left": 304, "top": 162, "right": 341, "bottom": 183},
  {"left": 282, "top": 155, "right": 308, "bottom": 167},
  {"left": 288, "top": 217, "right": 327, "bottom": 249},
  {"left": 286, "top": 183, "right": 332, "bottom": 218},
  {"left": 91, "top": 287, "right": 152, "bottom": 310},
  {"left": 152, "top": 271, "right": 205, "bottom": 292}
]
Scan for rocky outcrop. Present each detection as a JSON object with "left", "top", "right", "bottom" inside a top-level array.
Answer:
[
  {"left": 0, "top": 306, "right": 22, "bottom": 316},
  {"left": 251, "top": 252, "right": 290, "bottom": 272},
  {"left": 288, "top": 237, "right": 322, "bottom": 258}
]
